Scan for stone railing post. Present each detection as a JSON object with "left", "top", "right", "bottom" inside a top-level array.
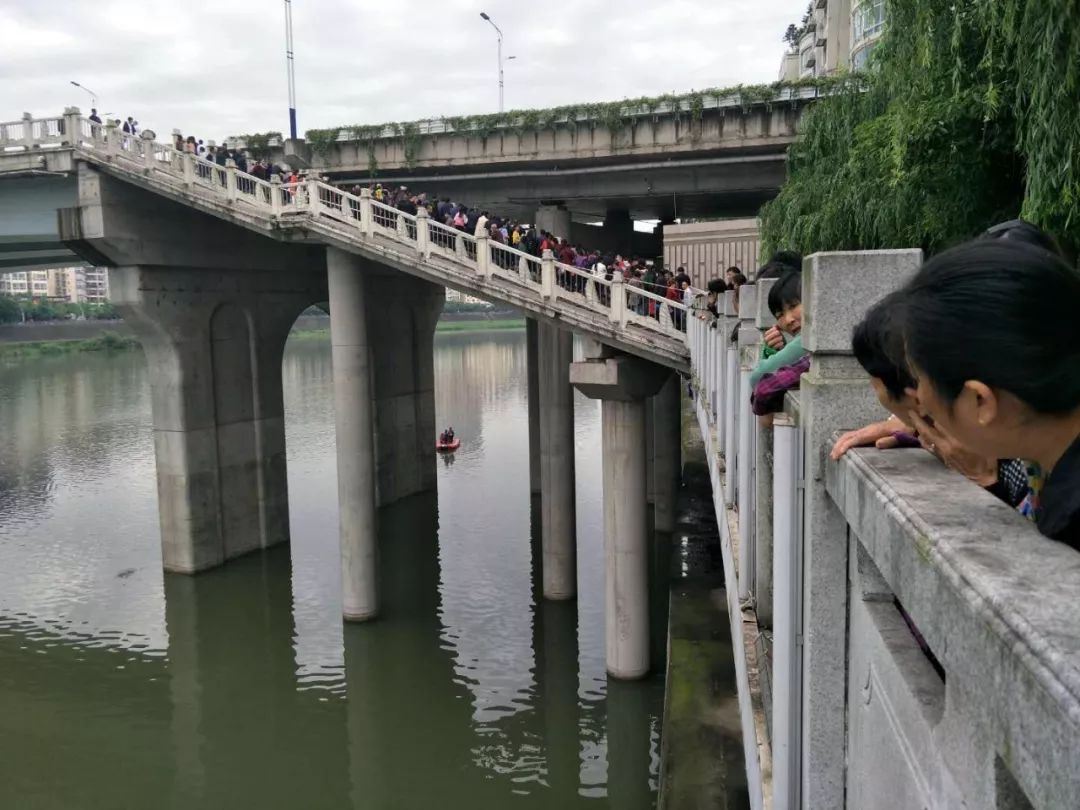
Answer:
[
  {"left": 270, "top": 175, "right": 283, "bottom": 216},
  {"left": 722, "top": 289, "right": 738, "bottom": 504},
  {"left": 416, "top": 207, "right": 431, "bottom": 258},
  {"left": 182, "top": 152, "right": 195, "bottom": 187},
  {"left": 754, "top": 277, "right": 778, "bottom": 629},
  {"left": 225, "top": 158, "right": 238, "bottom": 200},
  {"left": 798, "top": 249, "right": 922, "bottom": 810},
  {"left": 143, "top": 136, "right": 156, "bottom": 173},
  {"left": 540, "top": 249, "right": 555, "bottom": 297},
  {"left": 736, "top": 284, "right": 761, "bottom": 602},
  {"left": 105, "top": 122, "right": 120, "bottom": 157},
  {"left": 609, "top": 277, "right": 627, "bottom": 326},
  {"left": 359, "top": 187, "right": 373, "bottom": 236},
  {"left": 476, "top": 235, "right": 491, "bottom": 277},
  {"left": 62, "top": 107, "right": 81, "bottom": 147},
  {"left": 305, "top": 177, "right": 320, "bottom": 214},
  {"left": 22, "top": 112, "right": 34, "bottom": 150}
]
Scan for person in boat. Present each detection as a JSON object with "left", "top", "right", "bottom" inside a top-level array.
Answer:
[{"left": 446, "top": 427, "right": 455, "bottom": 443}]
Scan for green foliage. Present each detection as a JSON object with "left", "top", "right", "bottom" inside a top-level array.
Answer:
[
  {"left": 761, "top": 0, "right": 1080, "bottom": 258},
  {"left": 237, "top": 131, "right": 283, "bottom": 159},
  {"left": 305, "top": 77, "right": 841, "bottom": 159},
  {"left": 0, "top": 296, "right": 20, "bottom": 324}
]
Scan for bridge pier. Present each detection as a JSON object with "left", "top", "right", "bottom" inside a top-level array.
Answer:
[
  {"left": 526, "top": 318, "right": 541, "bottom": 496},
  {"left": 535, "top": 203, "right": 571, "bottom": 239},
  {"left": 652, "top": 374, "right": 683, "bottom": 533},
  {"left": 602, "top": 209, "right": 635, "bottom": 257},
  {"left": 111, "top": 266, "right": 322, "bottom": 573},
  {"left": 538, "top": 321, "right": 577, "bottom": 600},
  {"left": 571, "top": 351, "right": 670, "bottom": 679}
]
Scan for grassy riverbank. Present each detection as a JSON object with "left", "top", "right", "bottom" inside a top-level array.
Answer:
[
  {"left": 0, "top": 319, "right": 527, "bottom": 360},
  {"left": 289, "top": 318, "right": 526, "bottom": 340},
  {"left": 0, "top": 332, "right": 138, "bottom": 359}
]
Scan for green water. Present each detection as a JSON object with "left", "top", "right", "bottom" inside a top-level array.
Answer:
[{"left": 0, "top": 331, "right": 666, "bottom": 809}]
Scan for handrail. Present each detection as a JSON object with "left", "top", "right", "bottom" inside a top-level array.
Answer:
[{"left": 3, "top": 111, "right": 690, "bottom": 362}]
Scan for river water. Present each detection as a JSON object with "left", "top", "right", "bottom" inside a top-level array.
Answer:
[{"left": 0, "top": 330, "right": 668, "bottom": 809}]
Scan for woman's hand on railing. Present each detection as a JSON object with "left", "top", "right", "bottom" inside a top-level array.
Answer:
[
  {"left": 830, "top": 419, "right": 908, "bottom": 461},
  {"left": 906, "top": 413, "right": 999, "bottom": 487}
]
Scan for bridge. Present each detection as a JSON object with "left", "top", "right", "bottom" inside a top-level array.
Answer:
[
  {"left": 260, "top": 85, "right": 822, "bottom": 254},
  {"left": 2, "top": 109, "right": 1077, "bottom": 810}
]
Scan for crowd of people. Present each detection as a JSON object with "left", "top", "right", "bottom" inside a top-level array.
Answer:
[
  {"left": 696, "top": 222, "right": 1080, "bottom": 553},
  {"left": 350, "top": 182, "right": 709, "bottom": 329}
]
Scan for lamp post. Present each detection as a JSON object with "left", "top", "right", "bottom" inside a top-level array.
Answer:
[
  {"left": 479, "top": 12, "right": 506, "bottom": 112},
  {"left": 284, "top": 0, "right": 298, "bottom": 139},
  {"left": 70, "top": 81, "right": 97, "bottom": 109}
]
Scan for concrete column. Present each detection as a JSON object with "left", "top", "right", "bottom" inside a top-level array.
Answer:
[
  {"left": 571, "top": 353, "right": 669, "bottom": 680},
  {"left": 602, "top": 398, "right": 650, "bottom": 679},
  {"left": 602, "top": 208, "right": 635, "bottom": 256},
  {"left": 111, "top": 265, "right": 321, "bottom": 573},
  {"left": 328, "top": 248, "right": 379, "bottom": 621},
  {"left": 535, "top": 203, "right": 572, "bottom": 240},
  {"left": 538, "top": 322, "right": 577, "bottom": 600},
  {"left": 644, "top": 398, "right": 655, "bottom": 504},
  {"left": 798, "top": 250, "right": 922, "bottom": 809},
  {"left": 363, "top": 271, "right": 445, "bottom": 506},
  {"left": 652, "top": 373, "right": 682, "bottom": 533},
  {"left": 526, "top": 317, "right": 541, "bottom": 496}
]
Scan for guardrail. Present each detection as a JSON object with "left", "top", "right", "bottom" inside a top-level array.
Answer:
[
  {"left": 1, "top": 110, "right": 689, "bottom": 359},
  {"left": 688, "top": 251, "right": 1080, "bottom": 810}
]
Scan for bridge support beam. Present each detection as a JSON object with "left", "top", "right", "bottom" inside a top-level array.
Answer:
[
  {"left": 652, "top": 373, "right": 682, "bottom": 533},
  {"left": 535, "top": 203, "right": 571, "bottom": 240},
  {"left": 538, "top": 321, "right": 577, "bottom": 600},
  {"left": 571, "top": 353, "right": 670, "bottom": 679},
  {"left": 602, "top": 209, "right": 634, "bottom": 257},
  {"left": 111, "top": 266, "right": 321, "bottom": 573},
  {"left": 526, "top": 318, "right": 541, "bottom": 496}
]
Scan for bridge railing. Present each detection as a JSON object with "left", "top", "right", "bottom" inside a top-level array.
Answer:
[
  {"left": 3, "top": 110, "right": 690, "bottom": 359},
  {"left": 689, "top": 251, "right": 1080, "bottom": 810}
]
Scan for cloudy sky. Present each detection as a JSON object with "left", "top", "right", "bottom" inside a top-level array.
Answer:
[{"left": 3, "top": 0, "right": 798, "bottom": 141}]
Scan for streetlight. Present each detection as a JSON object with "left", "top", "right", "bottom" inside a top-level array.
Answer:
[
  {"left": 70, "top": 81, "right": 97, "bottom": 109},
  {"left": 479, "top": 11, "right": 506, "bottom": 112},
  {"left": 284, "top": 0, "right": 298, "bottom": 139}
]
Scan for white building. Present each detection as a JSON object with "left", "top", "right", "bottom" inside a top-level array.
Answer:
[{"left": 779, "top": 0, "right": 885, "bottom": 80}]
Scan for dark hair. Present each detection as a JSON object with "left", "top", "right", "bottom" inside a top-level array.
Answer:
[
  {"left": 755, "top": 259, "right": 798, "bottom": 282},
  {"left": 900, "top": 239, "right": 1080, "bottom": 414},
  {"left": 770, "top": 250, "right": 803, "bottom": 273},
  {"left": 731, "top": 272, "right": 748, "bottom": 286},
  {"left": 851, "top": 295, "right": 915, "bottom": 399},
  {"left": 767, "top": 270, "right": 802, "bottom": 318},
  {"left": 707, "top": 278, "right": 726, "bottom": 294},
  {"left": 725, "top": 265, "right": 741, "bottom": 275},
  {"left": 982, "top": 219, "right": 1064, "bottom": 259}
]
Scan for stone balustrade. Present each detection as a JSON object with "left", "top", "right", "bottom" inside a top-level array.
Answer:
[{"left": 687, "top": 251, "right": 1080, "bottom": 810}]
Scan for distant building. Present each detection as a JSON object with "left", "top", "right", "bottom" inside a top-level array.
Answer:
[
  {"left": 445, "top": 288, "right": 487, "bottom": 305},
  {"left": 0, "top": 267, "right": 110, "bottom": 303},
  {"left": 778, "top": 0, "right": 885, "bottom": 80},
  {"left": 663, "top": 219, "right": 761, "bottom": 291}
]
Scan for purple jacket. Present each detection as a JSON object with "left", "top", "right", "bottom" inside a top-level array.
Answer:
[{"left": 750, "top": 355, "right": 811, "bottom": 416}]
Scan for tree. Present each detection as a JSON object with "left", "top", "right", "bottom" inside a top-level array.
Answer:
[
  {"left": 784, "top": 23, "right": 801, "bottom": 49},
  {"left": 761, "top": 0, "right": 1080, "bottom": 259},
  {"left": 0, "top": 296, "right": 20, "bottom": 324}
]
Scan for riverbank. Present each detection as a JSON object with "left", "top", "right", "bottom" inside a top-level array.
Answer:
[
  {"left": 0, "top": 332, "right": 138, "bottom": 360},
  {"left": 0, "top": 318, "right": 525, "bottom": 360}
]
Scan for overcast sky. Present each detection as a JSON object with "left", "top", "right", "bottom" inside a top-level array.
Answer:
[{"left": 3, "top": 0, "right": 797, "bottom": 141}]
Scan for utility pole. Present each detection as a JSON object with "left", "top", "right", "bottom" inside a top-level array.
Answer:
[{"left": 284, "top": 0, "right": 298, "bottom": 139}]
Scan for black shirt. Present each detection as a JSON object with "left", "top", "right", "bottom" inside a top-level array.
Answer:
[{"left": 1036, "top": 433, "right": 1080, "bottom": 552}]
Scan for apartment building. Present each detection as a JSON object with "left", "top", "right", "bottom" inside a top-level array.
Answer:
[
  {"left": 779, "top": 0, "right": 885, "bottom": 80},
  {"left": 0, "top": 267, "right": 110, "bottom": 303}
]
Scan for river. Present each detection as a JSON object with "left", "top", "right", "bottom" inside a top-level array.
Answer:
[{"left": 0, "top": 330, "right": 668, "bottom": 809}]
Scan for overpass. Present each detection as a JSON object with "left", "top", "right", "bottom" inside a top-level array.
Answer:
[{"left": 258, "top": 84, "right": 824, "bottom": 253}]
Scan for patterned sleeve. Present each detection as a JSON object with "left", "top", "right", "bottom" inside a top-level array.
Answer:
[
  {"left": 750, "top": 355, "right": 812, "bottom": 416},
  {"left": 990, "top": 459, "right": 1031, "bottom": 509}
]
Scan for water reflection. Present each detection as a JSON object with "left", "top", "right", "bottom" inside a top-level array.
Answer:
[{"left": 0, "top": 331, "right": 665, "bottom": 808}]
